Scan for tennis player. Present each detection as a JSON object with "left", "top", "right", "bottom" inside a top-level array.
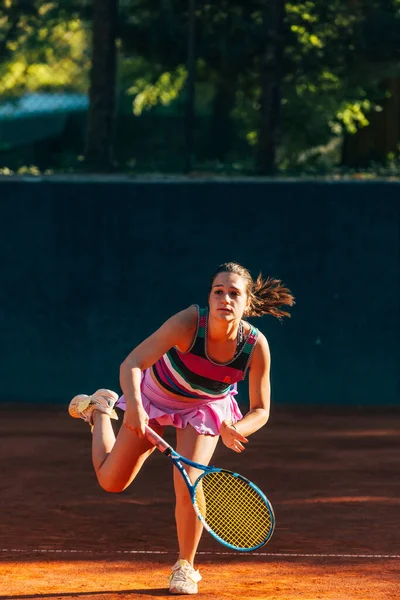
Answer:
[{"left": 69, "top": 261, "right": 294, "bottom": 594}]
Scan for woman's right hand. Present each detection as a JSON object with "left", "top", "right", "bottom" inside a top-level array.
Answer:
[{"left": 123, "top": 402, "right": 149, "bottom": 438}]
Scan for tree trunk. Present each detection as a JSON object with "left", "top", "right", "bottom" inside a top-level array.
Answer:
[
  {"left": 85, "top": 0, "right": 118, "bottom": 171},
  {"left": 255, "top": 0, "right": 285, "bottom": 175},
  {"left": 341, "top": 78, "right": 400, "bottom": 167},
  {"left": 184, "top": 0, "right": 196, "bottom": 172},
  {"left": 211, "top": 76, "right": 236, "bottom": 164}
]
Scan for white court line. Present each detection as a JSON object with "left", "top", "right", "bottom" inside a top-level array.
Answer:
[{"left": 1, "top": 549, "right": 399, "bottom": 559}]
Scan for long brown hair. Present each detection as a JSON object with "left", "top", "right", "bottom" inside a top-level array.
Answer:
[{"left": 210, "top": 262, "right": 295, "bottom": 320}]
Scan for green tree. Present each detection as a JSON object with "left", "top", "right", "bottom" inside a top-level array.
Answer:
[
  {"left": 85, "top": 0, "right": 118, "bottom": 169},
  {"left": 281, "top": 1, "right": 400, "bottom": 168},
  {"left": 256, "top": 1, "right": 286, "bottom": 173},
  {"left": 0, "top": 1, "right": 90, "bottom": 96},
  {"left": 1, "top": 0, "right": 399, "bottom": 173}
]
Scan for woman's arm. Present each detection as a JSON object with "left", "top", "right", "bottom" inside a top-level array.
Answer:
[
  {"left": 221, "top": 333, "right": 271, "bottom": 452},
  {"left": 120, "top": 305, "right": 197, "bottom": 436}
]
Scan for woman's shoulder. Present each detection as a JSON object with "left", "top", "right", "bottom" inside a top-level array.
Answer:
[
  {"left": 251, "top": 330, "right": 270, "bottom": 365},
  {"left": 167, "top": 304, "right": 199, "bottom": 332},
  {"left": 243, "top": 321, "right": 269, "bottom": 352},
  {"left": 243, "top": 319, "right": 263, "bottom": 337},
  {"left": 175, "top": 304, "right": 199, "bottom": 323},
  {"left": 171, "top": 305, "right": 200, "bottom": 353}
]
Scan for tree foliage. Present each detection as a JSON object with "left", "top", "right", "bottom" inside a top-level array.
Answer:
[
  {"left": 1, "top": 0, "right": 399, "bottom": 171},
  {"left": 0, "top": 1, "right": 91, "bottom": 96}
]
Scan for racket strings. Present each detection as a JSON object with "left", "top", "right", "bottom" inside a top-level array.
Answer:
[
  {"left": 197, "top": 475, "right": 271, "bottom": 548},
  {"left": 194, "top": 471, "right": 273, "bottom": 549}
]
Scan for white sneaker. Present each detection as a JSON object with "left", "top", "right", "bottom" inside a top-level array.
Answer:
[
  {"left": 169, "top": 559, "right": 202, "bottom": 595},
  {"left": 68, "top": 389, "right": 119, "bottom": 428}
]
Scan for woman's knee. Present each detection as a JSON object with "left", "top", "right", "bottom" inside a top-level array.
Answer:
[
  {"left": 93, "top": 445, "right": 153, "bottom": 492},
  {"left": 95, "top": 466, "right": 136, "bottom": 493},
  {"left": 96, "top": 475, "right": 127, "bottom": 493},
  {"left": 174, "top": 472, "right": 195, "bottom": 505}
]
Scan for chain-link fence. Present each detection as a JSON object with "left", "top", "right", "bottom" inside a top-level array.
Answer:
[
  {"left": 1, "top": 1, "right": 400, "bottom": 175},
  {"left": 0, "top": 2, "right": 92, "bottom": 170},
  {"left": 0, "top": 1, "right": 207, "bottom": 173}
]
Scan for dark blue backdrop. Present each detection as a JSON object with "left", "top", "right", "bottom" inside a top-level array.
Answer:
[{"left": 0, "top": 178, "right": 398, "bottom": 407}]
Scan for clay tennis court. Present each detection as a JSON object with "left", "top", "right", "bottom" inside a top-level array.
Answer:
[{"left": 1, "top": 403, "right": 399, "bottom": 599}]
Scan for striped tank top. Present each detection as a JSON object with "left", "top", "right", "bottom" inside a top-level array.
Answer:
[{"left": 150, "top": 306, "right": 259, "bottom": 401}]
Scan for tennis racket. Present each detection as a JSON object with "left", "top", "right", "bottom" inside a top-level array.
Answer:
[{"left": 145, "top": 424, "right": 275, "bottom": 552}]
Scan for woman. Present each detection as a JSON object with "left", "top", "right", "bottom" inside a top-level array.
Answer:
[{"left": 69, "top": 261, "right": 294, "bottom": 594}]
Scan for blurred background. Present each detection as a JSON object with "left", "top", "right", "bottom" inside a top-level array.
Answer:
[
  {"left": 0, "top": 0, "right": 400, "bottom": 176},
  {"left": 0, "top": 2, "right": 399, "bottom": 409}
]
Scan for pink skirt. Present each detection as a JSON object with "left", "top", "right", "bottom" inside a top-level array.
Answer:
[{"left": 116, "top": 368, "right": 243, "bottom": 436}]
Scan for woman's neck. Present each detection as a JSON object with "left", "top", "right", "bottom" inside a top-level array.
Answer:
[{"left": 207, "top": 315, "right": 240, "bottom": 342}]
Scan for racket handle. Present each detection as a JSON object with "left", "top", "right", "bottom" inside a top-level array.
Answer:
[{"left": 144, "top": 424, "right": 172, "bottom": 454}]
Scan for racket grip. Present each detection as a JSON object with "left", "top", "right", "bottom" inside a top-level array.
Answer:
[{"left": 144, "top": 425, "right": 172, "bottom": 453}]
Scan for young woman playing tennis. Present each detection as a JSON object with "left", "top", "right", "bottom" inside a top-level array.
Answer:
[{"left": 69, "top": 261, "right": 294, "bottom": 594}]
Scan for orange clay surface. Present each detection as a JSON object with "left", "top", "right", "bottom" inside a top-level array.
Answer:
[{"left": 0, "top": 404, "right": 399, "bottom": 599}]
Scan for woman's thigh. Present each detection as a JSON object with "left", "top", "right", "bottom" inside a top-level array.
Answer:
[
  {"left": 97, "top": 420, "right": 165, "bottom": 492},
  {"left": 174, "top": 425, "right": 219, "bottom": 487}
]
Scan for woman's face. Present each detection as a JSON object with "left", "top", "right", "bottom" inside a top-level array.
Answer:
[{"left": 208, "top": 272, "right": 249, "bottom": 322}]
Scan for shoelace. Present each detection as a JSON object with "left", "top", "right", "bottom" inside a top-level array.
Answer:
[
  {"left": 173, "top": 568, "right": 192, "bottom": 583},
  {"left": 171, "top": 565, "right": 201, "bottom": 584}
]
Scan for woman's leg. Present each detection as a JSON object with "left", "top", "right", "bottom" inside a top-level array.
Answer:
[
  {"left": 91, "top": 410, "right": 165, "bottom": 493},
  {"left": 173, "top": 425, "right": 219, "bottom": 565}
]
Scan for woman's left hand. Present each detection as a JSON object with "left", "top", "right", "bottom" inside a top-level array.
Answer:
[{"left": 220, "top": 420, "right": 249, "bottom": 453}]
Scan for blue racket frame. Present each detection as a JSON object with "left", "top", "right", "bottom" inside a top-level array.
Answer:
[{"left": 145, "top": 425, "right": 275, "bottom": 552}]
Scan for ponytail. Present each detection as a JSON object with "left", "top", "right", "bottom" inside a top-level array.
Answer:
[{"left": 247, "top": 274, "right": 294, "bottom": 319}]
